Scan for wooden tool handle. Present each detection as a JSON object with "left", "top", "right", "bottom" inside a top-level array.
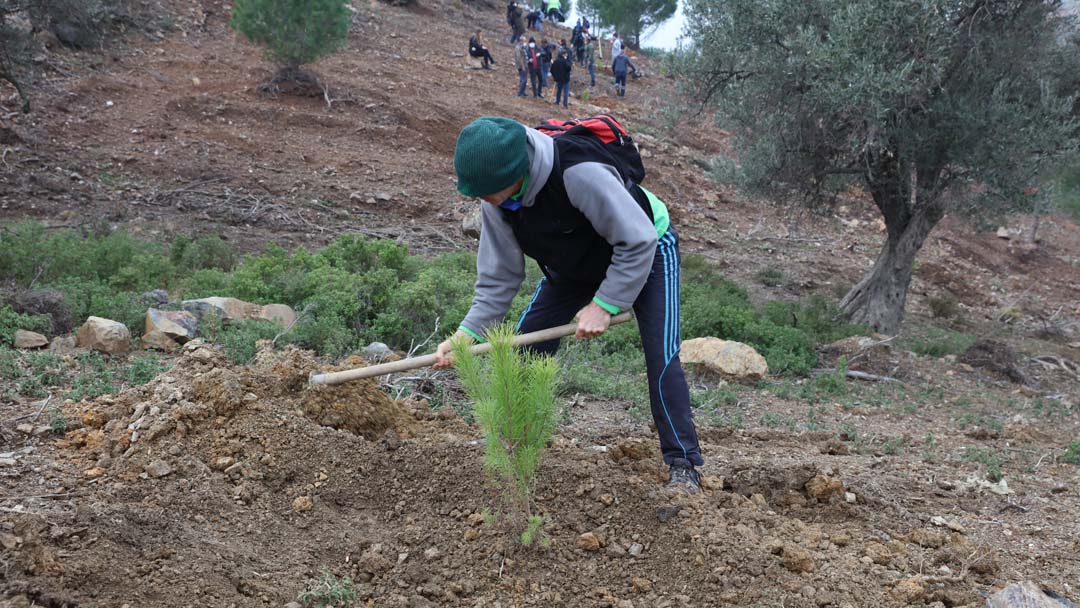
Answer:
[{"left": 308, "top": 311, "right": 633, "bottom": 386}]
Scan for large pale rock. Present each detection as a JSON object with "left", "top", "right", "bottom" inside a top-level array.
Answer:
[
  {"left": 258, "top": 303, "right": 296, "bottom": 327},
  {"left": 142, "top": 309, "right": 199, "bottom": 352},
  {"left": 987, "top": 581, "right": 1072, "bottom": 608},
  {"left": 76, "top": 317, "right": 130, "bottom": 355},
  {"left": 14, "top": 330, "right": 48, "bottom": 349},
  {"left": 182, "top": 297, "right": 261, "bottom": 321},
  {"left": 680, "top": 337, "right": 768, "bottom": 381},
  {"left": 182, "top": 297, "right": 295, "bottom": 328}
]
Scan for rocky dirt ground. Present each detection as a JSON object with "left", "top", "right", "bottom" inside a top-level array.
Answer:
[{"left": 1, "top": 0, "right": 1079, "bottom": 607}]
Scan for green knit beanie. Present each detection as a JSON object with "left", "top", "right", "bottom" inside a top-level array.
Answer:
[{"left": 454, "top": 117, "right": 529, "bottom": 197}]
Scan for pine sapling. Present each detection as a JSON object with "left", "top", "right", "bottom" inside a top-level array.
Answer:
[{"left": 452, "top": 324, "right": 558, "bottom": 540}]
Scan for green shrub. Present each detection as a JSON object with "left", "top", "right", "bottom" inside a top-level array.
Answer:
[
  {"left": 899, "top": 326, "right": 977, "bottom": 358},
  {"left": 296, "top": 569, "right": 357, "bottom": 608},
  {"left": 171, "top": 235, "right": 238, "bottom": 272},
  {"left": 928, "top": 295, "right": 960, "bottom": 320},
  {"left": 1053, "top": 166, "right": 1080, "bottom": 221},
  {"left": 200, "top": 316, "right": 281, "bottom": 364},
  {"left": 964, "top": 447, "right": 1003, "bottom": 482},
  {"left": 756, "top": 266, "right": 785, "bottom": 287},
  {"left": 1063, "top": 441, "right": 1080, "bottom": 465},
  {"left": 231, "top": 0, "right": 351, "bottom": 70},
  {"left": 177, "top": 268, "right": 232, "bottom": 299}
]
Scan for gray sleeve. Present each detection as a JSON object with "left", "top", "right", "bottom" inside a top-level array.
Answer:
[
  {"left": 459, "top": 204, "right": 526, "bottom": 338},
  {"left": 561, "top": 162, "right": 657, "bottom": 311}
]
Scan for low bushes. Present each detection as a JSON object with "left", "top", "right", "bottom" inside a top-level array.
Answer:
[{"left": 0, "top": 222, "right": 864, "bottom": 374}]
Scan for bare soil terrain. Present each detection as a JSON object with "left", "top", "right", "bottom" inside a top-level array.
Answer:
[{"left": 1, "top": 1, "right": 1079, "bottom": 607}]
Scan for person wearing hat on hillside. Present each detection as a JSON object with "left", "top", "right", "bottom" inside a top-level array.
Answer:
[{"left": 434, "top": 117, "right": 704, "bottom": 494}]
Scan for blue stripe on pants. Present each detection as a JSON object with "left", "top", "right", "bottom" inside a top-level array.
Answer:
[{"left": 515, "top": 228, "right": 703, "bottom": 466}]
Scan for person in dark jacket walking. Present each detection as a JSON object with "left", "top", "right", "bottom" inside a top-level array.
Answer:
[
  {"left": 539, "top": 38, "right": 555, "bottom": 89},
  {"left": 435, "top": 117, "right": 704, "bottom": 495},
  {"left": 551, "top": 52, "right": 572, "bottom": 108},
  {"left": 612, "top": 52, "right": 636, "bottom": 96},
  {"left": 469, "top": 30, "right": 496, "bottom": 69}
]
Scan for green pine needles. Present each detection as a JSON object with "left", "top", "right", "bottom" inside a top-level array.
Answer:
[
  {"left": 231, "top": 0, "right": 351, "bottom": 70},
  {"left": 452, "top": 324, "right": 559, "bottom": 538}
]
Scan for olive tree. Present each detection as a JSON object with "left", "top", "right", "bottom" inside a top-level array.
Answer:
[{"left": 678, "top": 0, "right": 1078, "bottom": 333}]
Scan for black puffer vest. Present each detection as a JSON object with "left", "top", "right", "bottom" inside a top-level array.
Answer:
[{"left": 501, "top": 135, "right": 653, "bottom": 284}]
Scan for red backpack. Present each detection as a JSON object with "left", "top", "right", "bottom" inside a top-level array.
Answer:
[{"left": 535, "top": 114, "right": 646, "bottom": 185}]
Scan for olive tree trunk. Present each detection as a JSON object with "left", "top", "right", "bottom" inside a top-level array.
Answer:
[{"left": 839, "top": 169, "right": 945, "bottom": 334}]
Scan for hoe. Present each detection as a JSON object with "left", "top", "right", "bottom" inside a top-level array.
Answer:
[{"left": 309, "top": 312, "right": 633, "bottom": 385}]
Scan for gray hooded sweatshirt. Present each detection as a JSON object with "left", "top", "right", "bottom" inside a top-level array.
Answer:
[{"left": 459, "top": 126, "right": 668, "bottom": 339}]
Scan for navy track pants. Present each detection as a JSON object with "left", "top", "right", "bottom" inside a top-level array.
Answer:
[{"left": 516, "top": 228, "right": 703, "bottom": 466}]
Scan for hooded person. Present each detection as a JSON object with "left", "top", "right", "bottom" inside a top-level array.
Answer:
[{"left": 434, "top": 117, "right": 705, "bottom": 495}]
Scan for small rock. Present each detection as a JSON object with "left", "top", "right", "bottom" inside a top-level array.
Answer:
[
  {"left": 805, "top": 474, "right": 844, "bottom": 501},
  {"left": 462, "top": 211, "right": 482, "bottom": 239},
  {"left": 598, "top": 494, "right": 615, "bottom": 506},
  {"left": 375, "top": 191, "right": 392, "bottom": 202},
  {"left": 463, "top": 528, "right": 480, "bottom": 541},
  {"left": 361, "top": 342, "right": 395, "bottom": 362},
  {"left": 466, "top": 512, "right": 486, "bottom": 527},
  {"left": 781, "top": 544, "right": 815, "bottom": 573},
  {"left": 142, "top": 289, "right": 170, "bottom": 305},
  {"left": 656, "top": 505, "right": 681, "bottom": 523},
  {"left": 822, "top": 440, "right": 851, "bottom": 456},
  {"left": 0, "top": 458, "right": 16, "bottom": 467},
  {"left": 906, "top": 528, "right": 946, "bottom": 549},
  {"left": 210, "top": 456, "right": 236, "bottom": 471},
  {"left": 14, "top": 330, "right": 48, "bottom": 349},
  {"left": 680, "top": 337, "right": 768, "bottom": 382},
  {"left": 0, "top": 533, "right": 21, "bottom": 549},
  {"left": 76, "top": 316, "right": 131, "bottom": 355},
  {"left": 631, "top": 577, "right": 652, "bottom": 593},
  {"left": 292, "top": 495, "right": 314, "bottom": 513},
  {"left": 49, "top": 335, "right": 76, "bottom": 354},
  {"left": 16, "top": 424, "right": 33, "bottom": 435},
  {"left": 864, "top": 541, "right": 892, "bottom": 565},
  {"left": 890, "top": 577, "right": 925, "bottom": 603},
  {"left": 577, "top": 532, "right": 602, "bottom": 551},
  {"left": 628, "top": 543, "right": 644, "bottom": 557},
  {"left": 610, "top": 439, "right": 653, "bottom": 462},
  {"left": 144, "top": 460, "right": 173, "bottom": 478},
  {"left": 423, "top": 547, "right": 441, "bottom": 560},
  {"left": 844, "top": 491, "right": 857, "bottom": 503},
  {"left": 996, "top": 226, "right": 1010, "bottom": 239},
  {"left": 85, "top": 467, "right": 107, "bottom": 479}
]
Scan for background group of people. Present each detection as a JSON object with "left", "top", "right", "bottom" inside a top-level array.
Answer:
[{"left": 466, "top": 11, "right": 638, "bottom": 104}]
